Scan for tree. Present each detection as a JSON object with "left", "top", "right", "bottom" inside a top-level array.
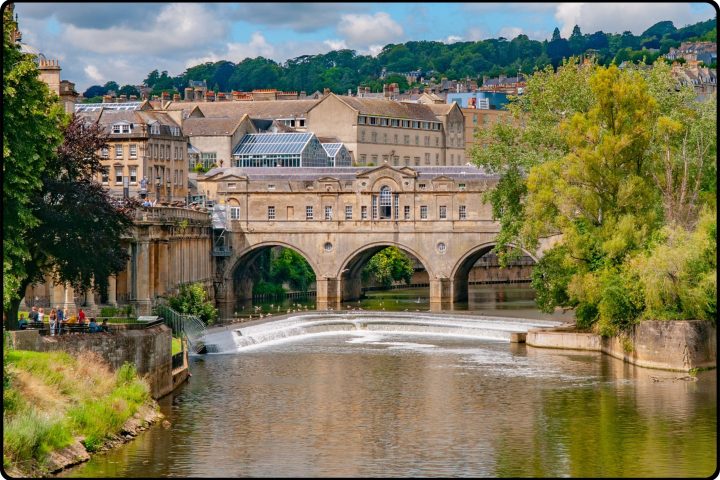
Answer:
[
  {"left": 270, "top": 248, "right": 316, "bottom": 291},
  {"left": 3, "top": 8, "right": 65, "bottom": 312},
  {"left": 117, "top": 84, "right": 140, "bottom": 98},
  {"left": 362, "top": 247, "right": 414, "bottom": 288},
  {"left": 5, "top": 115, "right": 137, "bottom": 329},
  {"left": 167, "top": 282, "right": 218, "bottom": 325},
  {"left": 82, "top": 84, "right": 106, "bottom": 99}
]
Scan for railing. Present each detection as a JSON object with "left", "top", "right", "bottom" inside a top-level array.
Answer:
[
  {"left": 252, "top": 290, "right": 316, "bottom": 301},
  {"left": 134, "top": 206, "right": 211, "bottom": 224},
  {"left": 213, "top": 245, "right": 232, "bottom": 257},
  {"left": 153, "top": 300, "right": 207, "bottom": 354}
]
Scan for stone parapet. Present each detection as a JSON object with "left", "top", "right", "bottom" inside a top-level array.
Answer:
[{"left": 527, "top": 320, "right": 716, "bottom": 372}]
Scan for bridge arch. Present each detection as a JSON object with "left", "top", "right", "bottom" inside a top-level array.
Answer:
[
  {"left": 450, "top": 242, "right": 538, "bottom": 303},
  {"left": 225, "top": 241, "right": 320, "bottom": 312},
  {"left": 337, "top": 241, "right": 434, "bottom": 303}
]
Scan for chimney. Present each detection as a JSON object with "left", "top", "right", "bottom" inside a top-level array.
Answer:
[
  {"left": 129, "top": 95, "right": 137, "bottom": 101},
  {"left": 102, "top": 95, "right": 112, "bottom": 103},
  {"left": 217, "top": 92, "right": 226, "bottom": 101},
  {"left": 206, "top": 90, "right": 215, "bottom": 102},
  {"left": 119, "top": 94, "right": 127, "bottom": 102},
  {"left": 323, "top": 88, "right": 330, "bottom": 95},
  {"left": 173, "top": 93, "right": 181, "bottom": 102},
  {"left": 184, "top": 87, "right": 193, "bottom": 101}
]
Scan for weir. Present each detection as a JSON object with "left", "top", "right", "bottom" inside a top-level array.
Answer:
[{"left": 199, "top": 312, "right": 564, "bottom": 353}]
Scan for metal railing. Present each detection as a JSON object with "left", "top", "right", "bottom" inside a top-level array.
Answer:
[
  {"left": 134, "top": 206, "right": 211, "bottom": 224},
  {"left": 153, "top": 300, "right": 207, "bottom": 354}
]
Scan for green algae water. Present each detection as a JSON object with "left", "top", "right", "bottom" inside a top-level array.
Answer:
[{"left": 64, "top": 333, "right": 716, "bottom": 478}]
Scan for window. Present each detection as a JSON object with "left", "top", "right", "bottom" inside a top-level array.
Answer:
[
  {"left": 101, "top": 167, "right": 109, "bottom": 184},
  {"left": 369, "top": 117, "right": 377, "bottom": 125},
  {"left": 268, "top": 184, "right": 275, "bottom": 190},
  {"left": 414, "top": 156, "right": 420, "bottom": 166},
  {"left": 112, "top": 123, "right": 130, "bottom": 134},
  {"left": 267, "top": 206, "right": 275, "bottom": 220},
  {"left": 435, "top": 137, "right": 439, "bottom": 146},
  {"left": 159, "top": 145, "right": 164, "bottom": 160},
  {"left": 201, "top": 152, "right": 216, "bottom": 169},
  {"left": 420, "top": 205, "right": 428, "bottom": 219},
  {"left": 129, "top": 144, "right": 137, "bottom": 158},
  {"left": 358, "top": 116, "right": 366, "bottom": 125},
  {"left": 394, "top": 134, "right": 398, "bottom": 143},
  {"left": 371, "top": 132, "right": 377, "bottom": 143},
  {"left": 381, "top": 118, "right": 388, "bottom": 126},
  {"left": 306, "top": 206, "right": 313, "bottom": 220},
  {"left": 345, "top": 205, "right": 352, "bottom": 220},
  {"left": 404, "top": 205, "right": 410, "bottom": 220},
  {"left": 371, "top": 155, "right": 378, "bottom": 164},
  {"left": 228, "top": 207, "right": 239, "bottom": 220},
  {"left": 360, "top": 130, "right": 366, "bottom": 142},
  {"left": 425, "top": 153, "right": 430, "bottom": 164},
  {"left": 419, "top": 183, "right": 426, "bottom": 190},
  {"left": 391, "top": 119, "right": 399, "bottom": 127},
  {"left": 404, "top": 135, "right": 410, "bottom": 145},
  {"left": 412, "top": 121, "right": 419, "bottom": 129},
  {"left": 150, "top": 123, "right": 160, "bottom": 135},
  {"left": 179, "top": 170, "right": 183, "bottom": 187},
  {"left": 458, "top": 183, "right": 466, "bottom": 190},
  {"left": 451, "top": 153, "right": 455, "bottom": 164},
  {"left": 227, "top": 182, "right": 236, "bottom": 190},
  {"left": 382, "top": 155, "right": 389, "bottom": 163},
  {"left": 101, "top": 147, "right": 108, "bottom": 159},
  {"left": 394, "top": 193, "right": 399, "bottom": 220},
  {"left": 439, "top": 205, "right": 447, "bottom": 219},
  {"left": 361, "top": 205, "right": 368, "bottom": 219},
  {"left": 359, "top": 154, "right": 367, "bottom": 164},
  {"left": 112, "top": 124, "right": 121, "bottom": 134},
  {"left": 379, "top": 186, "right": 392, "bottom": 219},
  {"left": 324, "top": 206, "right": 333, "bottom": 220},
  {"left": 415, "top": 135, "right": 419, "bottom": 145},
  {"left": 153, "top": 144, "right": 158, "bottom": 159},
  {"left": 403, "top": 156, "right": 410, "bottom": 165},
  {"left": 114, "top": 167, "right": 123, "bottom": 184},
  {"left": 129, "top": 166, "right": 137, "bottom": 184},
  {"left": 383, "top": 133, "right": 387, "bottom": 143},
  {"left": 459, "top": 205, "right": 467, "bottom": 220},
  {"left": 115, "top": 145, "right": 123, "bottom": 158},
  {"left": 170, "top": 126, "right": 180, "bottom": 136},
  {"left": 424, "top": 136, "right": 429, "bottom": 146}
]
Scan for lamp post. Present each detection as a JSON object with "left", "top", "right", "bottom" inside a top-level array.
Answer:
[
  {"left": 155, "top": 176, "right": 161, "bottom": 202},
  {"left": 166, "top": 179, "right": 172, "bottom": 202}
]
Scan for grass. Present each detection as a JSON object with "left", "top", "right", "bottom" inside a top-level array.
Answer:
[
  {"left": 3, "top": 349, "right": 151, "bottom": 471},
  {"left": 171, "top": 337, "right": 183, "bottom": 356}
]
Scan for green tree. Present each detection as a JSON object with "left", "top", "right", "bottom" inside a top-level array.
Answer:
[
  {"left": 6, "top": 115, "right": 137, "bottom": 329},
  {"left": 3, "top": 9, "right": 65, "bottom": 312},
  {"left": 270, "top": 248, "right": 316, "bottom": 291},
  {"left": 362, "top": 247, "right": 414, "bottom": 289},
  {"left": 167, "top": 282, "right": 218, "bottom": 325}
]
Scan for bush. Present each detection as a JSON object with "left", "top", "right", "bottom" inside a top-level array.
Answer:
[
  {"left": 167, "top": 283, "right": 218, "bottom": 325},
  {"left": 3, "top": 410, "right": 72, "bottom": 463}
]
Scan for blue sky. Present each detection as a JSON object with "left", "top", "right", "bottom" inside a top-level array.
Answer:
[{"left": 13, "top": 2, "right": 716, "bottom": 92}]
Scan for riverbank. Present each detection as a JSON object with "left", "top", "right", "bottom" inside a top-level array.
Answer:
[
  {"left": 526, "top": 320, "right": 716, "bottom": 372},
  {"left": 2, "top": 348, "right": 164, "bottom": 477}
]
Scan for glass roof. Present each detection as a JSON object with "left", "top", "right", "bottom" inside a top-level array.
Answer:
[
  {"left": 75, "top": 102, "right": 143, "bottom": 112},
  {"left": 321, "top": 143, "right": 343, "bottom": 158},
  {"left": 233, "top": 133, "right": 314, "bottom": 156}
]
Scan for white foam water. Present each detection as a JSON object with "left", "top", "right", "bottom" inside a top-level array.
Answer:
[{"left": 199, "top": 312, "right": 563, "bottom": 354}]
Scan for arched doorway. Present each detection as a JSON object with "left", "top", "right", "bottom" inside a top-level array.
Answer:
[
  {"left": 228, "top": 243, "right": 319, "bottom": 318},
  {"left": 451, "top": 243, "right": 537, "bottom": 307},
  {"left": 338, "top": 243, "right": 432, "bottom": 311}
]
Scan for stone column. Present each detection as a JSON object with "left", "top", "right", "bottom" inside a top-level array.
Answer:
[
  {"left": 316, "top": 277, "right": 341, "bottom": 311},
  {"left": 158, "top": 240, "right": 169, "bottom": 297},
  {"left": 62, "top": 284, "right": 76, "bottom": 316},
  {"left": 429, "top": 277, "right": 453, "bottom": 312},
  {"left": 108, "top": 275, "right": 118, "bottom": 306},
  {"left": 132, "top": 240, "right": 152, "bottom": 315},
  {"left": 86, "top": 278, "right": 97, "bottom": 309},
  {"left": 51, "top": 282, "right": 64, "bottom": 310}
]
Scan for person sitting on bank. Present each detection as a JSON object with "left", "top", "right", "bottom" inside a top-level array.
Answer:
[
  {"left": 88, "top": 318, "right": 99, "bottom": 332},
  {"left": 28, "top": 306, "right": 39, "bottom": 323},
  {"left": 100, "top": 319, "right": 109, "bottom": 333},
  {"left": 18, "top": 314, "right": 28, "bottom": 330}
]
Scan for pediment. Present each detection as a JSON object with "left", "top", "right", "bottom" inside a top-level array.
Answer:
[
  {"left": 356, "top": 163, "right": 416, "bottom": 179},
  {"left": 431, "top": 175, "right": 454, "bottom": 183},
  {"left": 317, "top": 176, "right": 341, "bottom": 183}
]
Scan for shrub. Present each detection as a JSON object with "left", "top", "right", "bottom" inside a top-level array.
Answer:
[
  {"left": 167, "top": 283, "right": 218, "bottom": 325},
  {"left": 3, "top": 410, "right": 72, "bottom": 463}
]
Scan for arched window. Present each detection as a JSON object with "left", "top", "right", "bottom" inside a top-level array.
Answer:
[{"left": 379, "top": 186, "right": 392, "bottom": 219}]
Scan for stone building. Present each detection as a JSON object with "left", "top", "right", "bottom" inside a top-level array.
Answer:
[
  {"left": 460, "top": 107, "right": 513, "bottom": 154},
  {"left": 183, "top": 114, "right": 257, "bottom": 171},
  {"left": 306, "top": 94, "right": 466, "bottom": 166},
  {"left": 75, "top": 102, "right": 189, "bottom": 203}
]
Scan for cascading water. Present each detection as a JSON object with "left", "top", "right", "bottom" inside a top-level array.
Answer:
[{"left": 199, "top": 312, "right": 565, "bottom": 354}]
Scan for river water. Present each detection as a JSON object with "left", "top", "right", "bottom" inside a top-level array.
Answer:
[{"left": 66, "top": 331, "right": 716, "bottom": 478}]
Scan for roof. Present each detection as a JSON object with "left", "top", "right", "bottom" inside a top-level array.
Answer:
[
  {"left": 201, "top": 165, "right": 499, "bottom": 182},
  {"left": 162, "top": 99, "right": 319, "bottom": 120},
  {"left": 182, "top": 116, "right": 245, "bottom": 136},
  {"left": 424, "top": 103, "right": 457, "bottom": 115},
  {"left": 75, "top": 102, "right": 144, "bottom": 113},
  {"left": 331, "top": 95, "right": 440, "bottom": 122},
  {"left": 233, "top": 132, "right": 314, "bottom": 156},
  {"left": 321, "top": 143, "right": 344, "bottom": 158}
]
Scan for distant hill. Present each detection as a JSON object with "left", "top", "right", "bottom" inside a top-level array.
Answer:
[{"left": 83, "top": 16, "right": 717, "bottom": 99}]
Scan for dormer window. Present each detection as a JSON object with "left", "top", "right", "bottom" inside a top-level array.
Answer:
[
  {"left": 112, "top": 123, "right": 131, "bottom": 134},
  {"left": 170, "top": 126, "right": 180, "bottom": 136},
  {"left": 150, "top": 123, "right": 160, "bottom": 135}
]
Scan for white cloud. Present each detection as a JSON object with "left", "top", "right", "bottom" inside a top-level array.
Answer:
[
  {"left": 367, "top": 45, "right": 384, "bottom": 57},
  {"left": 498, "top": 27, "right": 524, "bottom": 39},
  {"left": 324, "top": 39, "right": 348, "bottom": 51},
  {"left": 555, "top": 2, "right": 712, "bottom": 38},
  {"left": 337, "top": 12, "right": 404, "bottom": 49},
  {"left": 64, "top": 4, "right": 226, "bottom": 55},
  {"left": 466, "top": 27, "right": 487, "bottom": 41},
  {"left": 443, "top": 35, "right": 463, "bottom": 44},
  {"left": 83, "top": 64, "right": 104, "bottom": 83}
]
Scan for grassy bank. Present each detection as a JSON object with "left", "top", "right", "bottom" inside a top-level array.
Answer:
[{"left": 3, "top": 346, "right": 153, "bottom": 475}]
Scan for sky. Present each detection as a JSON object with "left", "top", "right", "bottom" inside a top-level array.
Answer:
[{"left": 13, "top": 2, "right": 717, "bottom": 92}]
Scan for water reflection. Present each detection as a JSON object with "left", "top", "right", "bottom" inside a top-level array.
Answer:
[
  {"left": 232, "top": 284, "right": 573, "bottom": 323},
  {"left": 65, "top": 334, "right": 716, "bottom": 478}
]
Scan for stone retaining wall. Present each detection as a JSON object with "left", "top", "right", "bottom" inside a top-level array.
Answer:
[
  {"left": 527, "top": 320, "right": 716, "bottom": 371},
  {"left": 8, "top": 324, "right": 174, "bottom": 398}
]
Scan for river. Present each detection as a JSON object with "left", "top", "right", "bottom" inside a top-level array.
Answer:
[{"left": 63, "top": 284, "right": 716, "bottom": 477}]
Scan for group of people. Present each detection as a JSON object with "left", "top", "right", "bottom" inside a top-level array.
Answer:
[{"left": 18, "top": 306, "right": 109, "bottom": 334}]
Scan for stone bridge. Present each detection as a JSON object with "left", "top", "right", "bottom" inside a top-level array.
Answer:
[{"left": 200, "top": 165, "right": 559, "bottom": 315}]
